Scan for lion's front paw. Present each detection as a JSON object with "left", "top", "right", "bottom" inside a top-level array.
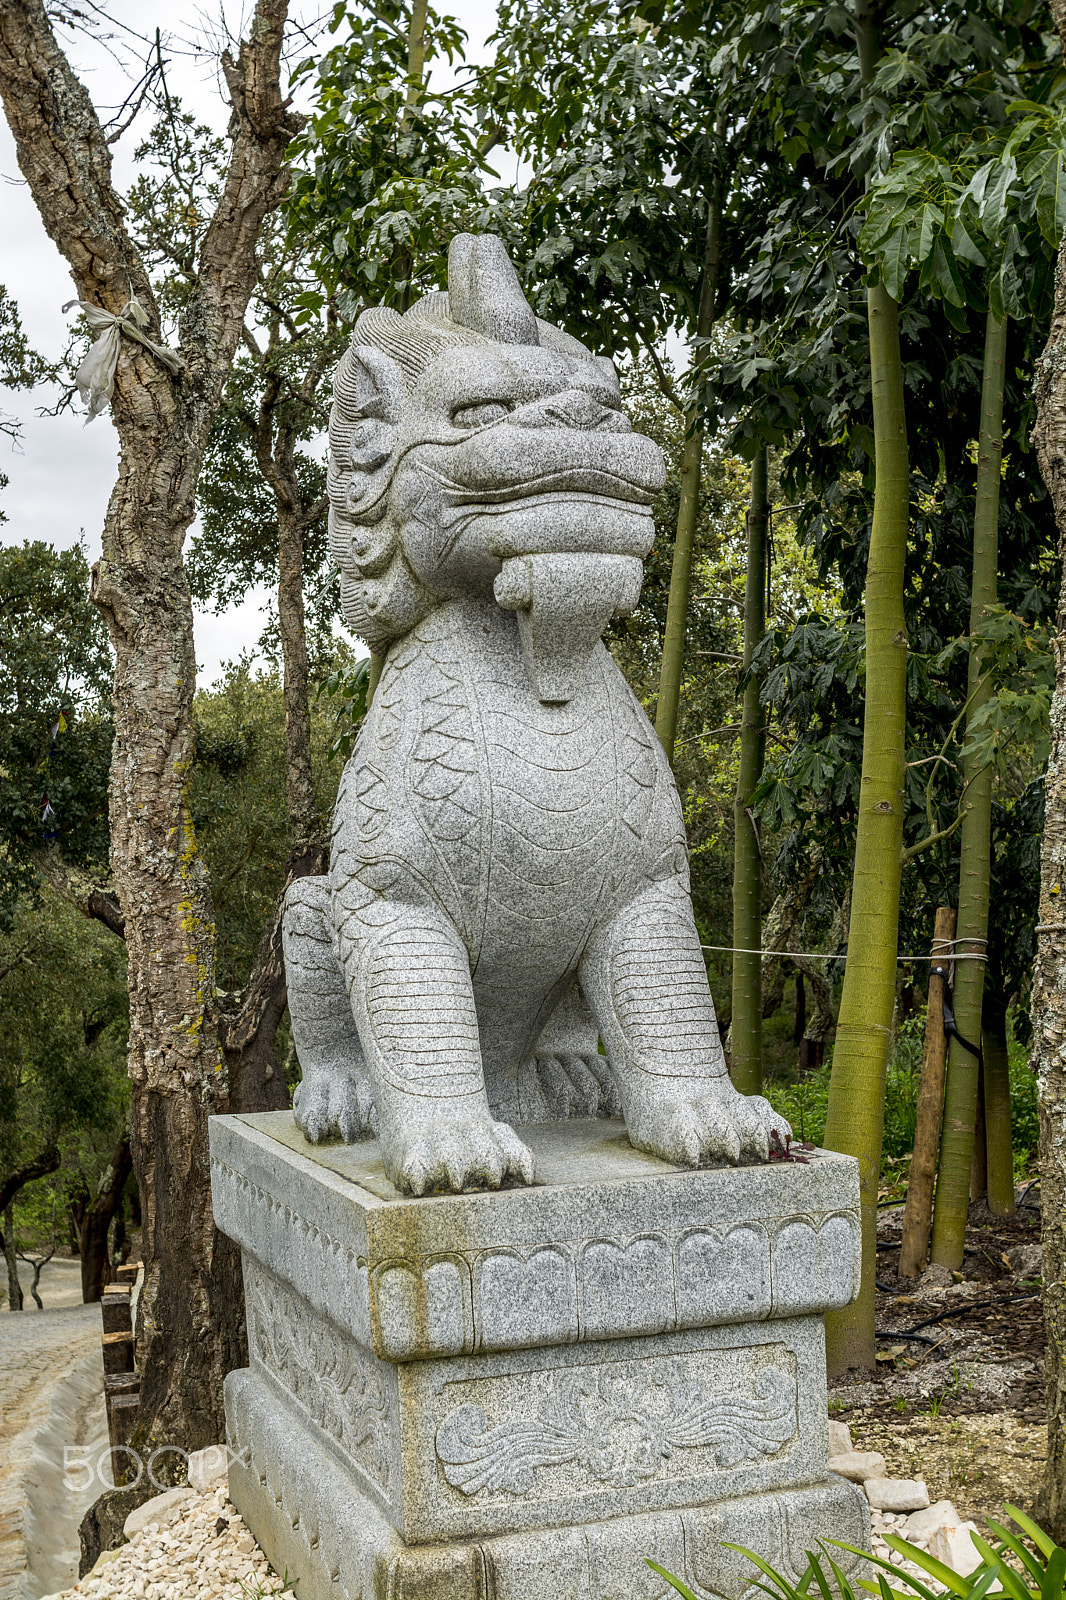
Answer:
[
  {"left": 624, "top": 1085, "right": 792, "bottom": 1167},
  {"left": 535, "top": 1052, "right": 621, "bottom": 1118},
  {"left": 388, "top": 1115, "right": 535, "bottom": 1196},
  {"left": 294, "top": 1066, "right": 378, "bottom": 1144}
]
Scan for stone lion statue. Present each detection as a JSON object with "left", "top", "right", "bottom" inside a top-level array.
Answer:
[{"left": 281, "top": 233, "right": 790, "bottom": 1195}]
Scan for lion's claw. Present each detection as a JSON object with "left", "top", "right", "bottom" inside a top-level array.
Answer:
[
  {"left": 389, "top": 1115, "right": 535, "bottom": 1196},
  {"left": 294, "top": 1067, "right": 378, "bottom": 1144},
  {"left": 625, "top": 1084, "right": 792, "bottom": 1168}
]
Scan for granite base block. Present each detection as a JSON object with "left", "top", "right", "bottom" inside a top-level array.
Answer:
[
  {"left": 226, "top": 1366, "right": 870, "bottom": 1600},
  {"left": 211, "top": 1116, "right": 869, "bottom": 1599},
  {"left": 244, "top": 1252, "right": 831, "bottom": 1542}
]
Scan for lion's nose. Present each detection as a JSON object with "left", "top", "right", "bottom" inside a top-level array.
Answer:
[{"left": 512, "top": 390, "right": 631, "bottom": 432}]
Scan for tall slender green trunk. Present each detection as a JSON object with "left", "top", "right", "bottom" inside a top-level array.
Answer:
[
  {"left": 982, "top": 985, "right": 1015, "bottom": 1215},
  {"left": 931, "top": 309, "right": 1008, "bottom": 1267},
  {"left": 655, "top": 183, "right": 722, "bottom": 760},
  {"left": 730, "top": 448, "right": 768, "bottom": 1093},
  {"left": 822, "top": 273, "right": 909, "bottom": 1374},
  {"left": 823, "top": 0, "right": 910, "bottom": 1376}
]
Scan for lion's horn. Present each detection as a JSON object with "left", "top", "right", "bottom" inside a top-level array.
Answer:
[{"left": 448, "top": 234, "right": 540, "bottom": 347}]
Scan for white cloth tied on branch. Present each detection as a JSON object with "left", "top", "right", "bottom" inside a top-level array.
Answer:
[{"left": 62, "top": 297, "right": 184, "bottom": 423}]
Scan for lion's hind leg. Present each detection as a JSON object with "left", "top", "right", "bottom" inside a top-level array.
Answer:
[{"left": 283, "top": 876, "right": 377, "bottom": 1143}]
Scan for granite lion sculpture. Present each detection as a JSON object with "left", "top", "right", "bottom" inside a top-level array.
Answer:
[{"left": 282, "top": 233, "right": 791, "bottom": 1195}]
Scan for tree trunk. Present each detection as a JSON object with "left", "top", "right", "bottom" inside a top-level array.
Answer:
[
  {"left": 277, "top": 502, "right": 317, "bottom": 840},
  {"left": 898, "top": 906, "right": 956, "bottom": 1277},
  {"left": 822, "top": 0, "right": 911, "bottom": 1376},
  {"left": 78, "top": 1134, "right": 132, "bottom": 1303},
  {"left": 931, "top": 309, "right": 1007, "bottom": 1268},
  {"left": 982, "top": 986, "right": 1015, "bottom": 1216},
  {"left": 0, "top": 0, "right": 298, "bottom": 1451},
  {"left": 730, "top": 447, "right": 768, "bottom": 1093},
  {"left": 1030, "top": 15, "right": 1066, "bottom": 1514},
  {"left": 654, "top": 182, "right": 723, "bottom": 761},
  {"left": 969, "top": 1061, "right": 987, "bottom": 1204},
  {"left": 2, "top": 1205, "right": 22, "bottom": 1311},
  {"left": 218, "top": 837, "right": 329, "bottom": 1109}
]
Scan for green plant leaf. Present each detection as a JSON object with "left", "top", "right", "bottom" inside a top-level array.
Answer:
[
  {"left": 950, "top": 213, "right": 986, "bottom": 269},
  {"left": 880, "top": 225, "right": 909, "bottom": 302},
  {"left": 882, "top": 1537, "right": 974, "bottom": 1599},
  {"left": 830, "top": 1541, "right": 942, "bottom": 1600},
  {"left": 915, "top": 200, "right": 945, "bottom": 262},
  {"left": 983, "top": 1518, "right": 1050, "bottom": 1586},
  {"left": 1022, "top": 144, "right": 1066, "bottom": 248},
  {"left": 1003, "top": 1505, "right": 1058, "bottom": 1561},
  {"left": 1042, "top": 1547, "right": 1065, "bottom": 1600},
  {"left": 645, "top": 1559, "right": 700, "bottom": 1600}
]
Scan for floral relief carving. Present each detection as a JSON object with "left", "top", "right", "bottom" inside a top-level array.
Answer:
[
  {"left": 246, "top": 1265, "right": 393, "bottom": 1491},
  {"left": 435, "top": 1361, "right": 796, "bottom": 1498}
]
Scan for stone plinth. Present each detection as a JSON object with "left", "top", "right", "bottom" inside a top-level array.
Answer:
[{"left": 210, "top": 1114, "right": 871, "bottom": 1600}]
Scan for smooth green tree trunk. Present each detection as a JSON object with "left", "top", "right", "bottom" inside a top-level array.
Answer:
[
  {"left": 930, "top": 309, "right": 1008, "bottom": 1267},
  {"left": 655, "top": 191, "right": 722, "bottom": 760},
  {"left": 730, "top": 448, "right": 768, "bottom": 1094},
  {"left": 982, "top": 987, "right": 1015, "bottom": 1216},
  {"left": 822, "top": 274, "right": 910, "bottom": 1375}
]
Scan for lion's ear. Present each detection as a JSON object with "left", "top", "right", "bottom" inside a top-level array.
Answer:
[{"left": 329, "top": 344, "right": 406, "bottom": 513}]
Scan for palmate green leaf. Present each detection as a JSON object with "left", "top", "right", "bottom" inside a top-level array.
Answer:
[
  {"left": 931, "top": 236, "right": 965, "bottom": 307},
  {"left": 880, "top": 225, "right": 909, "bottom": 302},
  {"left": 979, "top": 156, "right": 1018, "bottom": 231},
  {"left": 914, "top": 200, "right": 945, "bottom": 262},
  {"left": 1022, "top": 143, "right": 1066, "bottom": 249},
  {"left": 951, "top": 211, "right": 987, "bottom": 269}
]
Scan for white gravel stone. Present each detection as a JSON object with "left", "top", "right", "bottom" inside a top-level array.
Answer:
[
  {"left": 42, "top": 1484, "right": 295, "bottom": 1600},
  {"left": 902, "top": 1500, "right": 961, "bottom": 1545},
  {"left": 828, "top": 1420, "right": 854, "bottom": 1456},
  {"left": 123, "top": 1489, "right": 197, "bottom": 1541},
  {"left": 830, "top": 1450, "right": 888, "bottom": 1483},
  {"left": 187, "top": 1446, "right": 229, "bottom": 1493},
  {"left": 929, "top": 1521, "right": 984, "bottom": 1576},
  {"left": 865, "top": 1477, "right": 931, "bottom": 1512}
]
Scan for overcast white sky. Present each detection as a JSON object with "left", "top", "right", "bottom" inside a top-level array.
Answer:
[{"left": 0, "top": 0, "right": 499, "bottom": 688}]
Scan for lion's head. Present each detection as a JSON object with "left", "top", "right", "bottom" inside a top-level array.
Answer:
[{"left": 328, "top": 234, "right": 665, "bottom": 703}]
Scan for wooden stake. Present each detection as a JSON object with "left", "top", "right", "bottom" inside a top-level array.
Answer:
[{"left": 899, "top": 906, "right": 956, "bottom": 1277}]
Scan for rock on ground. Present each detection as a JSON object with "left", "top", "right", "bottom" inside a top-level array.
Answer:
[
  {"left": 865, "top": 1477, "right": 931, "bottom": 1512},
  {"left": 829, "top": 1450, "right": 886, "bottom": 1483}
]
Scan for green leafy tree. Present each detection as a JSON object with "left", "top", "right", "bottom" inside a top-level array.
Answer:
[{"left": 0, "top": 542, "right": 115, "bottom": 929}]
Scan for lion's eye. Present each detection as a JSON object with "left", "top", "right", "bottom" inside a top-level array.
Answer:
[{"left": 451, "top": 400, "right": 512, "bottom": 428}]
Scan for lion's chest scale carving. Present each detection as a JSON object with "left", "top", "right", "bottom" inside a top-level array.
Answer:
[{"left": 348, "top": 606, "right": 659, "bottom": 962}]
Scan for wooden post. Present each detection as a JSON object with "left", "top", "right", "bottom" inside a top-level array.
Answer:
[
  {"left": 899, "top": 906, "right": 956, "bottom": 1277},
  {"left": 100, "top": 1284, "right": 139, "bottom": 1484}
]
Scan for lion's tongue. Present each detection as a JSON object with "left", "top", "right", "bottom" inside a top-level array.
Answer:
[{"left": 494, "top": 553, "right": 643, "bottom": 705}]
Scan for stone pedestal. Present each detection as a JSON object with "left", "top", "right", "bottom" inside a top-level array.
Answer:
[{"left": 210, "top": 1114, "right": 871, "bottom": 1600}]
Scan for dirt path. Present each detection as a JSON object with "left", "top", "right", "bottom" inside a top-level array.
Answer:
[{"left": 0, "top": 1305, "right": 109, "bottom": 1600}]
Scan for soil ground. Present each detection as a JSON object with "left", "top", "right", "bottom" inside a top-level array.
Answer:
[{"left": 828, "top": 1188, "right": 1047, "bottom": 1532}]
